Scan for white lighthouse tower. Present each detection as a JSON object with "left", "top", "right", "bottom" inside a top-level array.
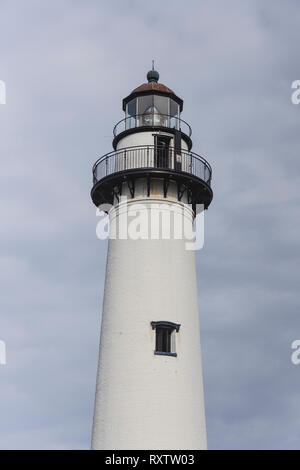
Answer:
[{"left": 91, "top": 66, "right": 213, "bottom": 450}]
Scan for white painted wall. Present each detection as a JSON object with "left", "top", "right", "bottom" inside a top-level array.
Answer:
[
  {"left": 92, "top": 187, "right": 207, "bottom": 450},
  {"left": 116, "top": 131, "right": 189, "bottom": 152}
]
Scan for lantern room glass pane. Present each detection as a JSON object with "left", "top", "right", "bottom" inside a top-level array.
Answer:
[
  {"left": 127, "top": 98, "right": 136, "bottom": 117},
  {"left": 170, "top": 99, "right": 180, "bottom": 129},
  {"left": 153, "top": 95, "right": 169, "bottom": 116},
  {"left": 138, "top": 95, "right": 153, "bottom": 116},
  {"left": 170, "top": 98, "right": 179, "bottom": 117},
  {"left": 126, "top": 99, "right": 137, "bottom": 130}
]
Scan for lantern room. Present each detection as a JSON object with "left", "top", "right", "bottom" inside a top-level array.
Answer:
[
  {"left": 112, "top": 66, "right": 192, "bottom": 151},
  {"left": 91, "top": 66, "right": 213, "bottom": 211}
]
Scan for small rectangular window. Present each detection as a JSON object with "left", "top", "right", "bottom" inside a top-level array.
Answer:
[
  {"left": 151, "top": 321, "right": 180, "bottom": 357},
  {"left": 156, "top": 327, "right": 172, "bottom": 353}
]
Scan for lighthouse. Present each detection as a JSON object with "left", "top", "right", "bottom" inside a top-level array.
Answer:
[{"left": 91, "top": 66, "right": 213, "bottom": 450}]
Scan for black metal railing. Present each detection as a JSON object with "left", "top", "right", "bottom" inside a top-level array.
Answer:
[
  {"left": 92, "top": 145, "right": 212, "bottom": 186},
  {"left": 113, "top": 114, "right": 192, "bottom": 138}
]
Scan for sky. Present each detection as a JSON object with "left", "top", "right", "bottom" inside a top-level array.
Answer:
[{"left": 0, "top": 0, "right": 300, "bottom": 450}]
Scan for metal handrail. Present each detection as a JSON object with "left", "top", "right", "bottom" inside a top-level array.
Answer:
[
  {"left": 92, "top": 145, "right": 212, "bottom": 186},
  {"left": 113, "top": 114, "right": 192, "bottom": 138}
]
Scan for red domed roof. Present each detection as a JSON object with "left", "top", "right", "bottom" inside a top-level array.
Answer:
[
  {"left": 131, "top": 81, "right": 175, "bottom": 95},
  {"left": 123, "top": 78, "right": 183, "bottom": 111},
  {"left": 122, "top": 68, "right": 183, "bottom": 111}
]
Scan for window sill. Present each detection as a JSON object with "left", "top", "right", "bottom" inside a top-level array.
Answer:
[{"left": 154, "top": 351, "right": 177, "bottom": 357}]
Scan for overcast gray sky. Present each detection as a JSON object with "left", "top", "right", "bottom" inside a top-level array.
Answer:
[{"left": 0, "top": 0, "right": 300, "bottom": 449}]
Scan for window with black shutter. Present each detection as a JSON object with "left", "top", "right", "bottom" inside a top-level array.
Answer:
[{"left": 151, "top": 321, "right": 181, "bottom": 357}]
